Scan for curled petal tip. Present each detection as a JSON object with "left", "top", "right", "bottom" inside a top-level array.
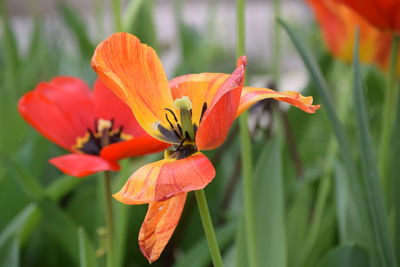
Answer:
[{"left": 237, "top": 55, "right": 248, "bottom": 67}]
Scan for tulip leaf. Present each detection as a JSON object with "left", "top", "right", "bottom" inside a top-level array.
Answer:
[
  {"left": 0, "top": 204, "right": 41, "bottom": 248},
  {"left": 0, "top": 235, "right": 20, "bottom": 267},
  {"left": 319, "top": 244, "right": 369, "bottom": 267},
  {"left": 78, "top": 227, "right": 98, "bottom": 267},
  {"left": 253, "top": 135, "right": 287, "bottom": 267},
  {"left": 278, "top": 18, "right": 357, "bottom": 182},
  {"left": 352, "top": 31, "right": 396, "bottom": 267}
]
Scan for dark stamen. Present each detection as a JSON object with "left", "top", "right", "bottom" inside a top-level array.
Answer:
[
  {"left": 165, "top": 114, "right": 176, "bottom": 130},
  {"left": 185, "top": 131, "right": 190, "bottom": 140},
  {"left": 176, "top": 138, "right": 186, "bottom": 151},
  {"left": 176, "top": 123, "right": 183, "bottom": 136},
  {"left": 165, "top": 108, "right": 179, "bottom": 122},
  {"left": 94, "top": 119, "right": 98, "bottom": 133},
  {"left": 200, "top": 103, "right": 208, "bottom": 122}
]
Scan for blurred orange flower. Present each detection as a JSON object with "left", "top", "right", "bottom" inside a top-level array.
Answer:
[
  {"left": 92, "top": 33, "right": 320, "bottom": 262},
  {"left": 308, "top": 0, "right": 400, "bottom": 75},
  {"left": 336, "top": 0, "right": 400, "bottom": 34}
]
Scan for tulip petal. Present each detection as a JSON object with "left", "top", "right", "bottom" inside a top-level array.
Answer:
[
  {"left": 195, "top": 56, "right": 247, "bottom": 150},
  {"left": 113, "top": 152, "right": 215, "bottom": 204},
  {"left": 169, "top": 73, "right": 230, "bottom": 124},
  {"left": 18, "top": 77, "right": 94, "bottom": 150},
  {"left": 139, "top": 193, "right": 187, "bottom": 263},
  {"left": 237, "top": 87, "right": 321, "bottom": 116},
  {"left": 49, "top": 153, "right": 120, "bottom": 177},
  {"left": 93, "top": 79, "right": 147, "bottom": 137},
  {"left": 100, "top": 136, "right": 170, "bottom": 162},
  {"left": 91, "top": 33, "right": 175, "bottom": 141}
]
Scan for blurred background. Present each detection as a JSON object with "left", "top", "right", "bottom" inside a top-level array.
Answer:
[{"left": 0, "top": 0, "right": 392, "bottom": 266}]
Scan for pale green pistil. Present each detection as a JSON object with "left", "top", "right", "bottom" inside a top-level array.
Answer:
[{"left": 173, "top": 96, "right": 195, "bottom": 141}]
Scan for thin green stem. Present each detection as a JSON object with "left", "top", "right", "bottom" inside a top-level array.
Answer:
[
  {"left": 272, "top": 0, "right": 281, "bottom": 84},
  {"left": 103, "top": 171, "right": 115, "bottom": 267},
  {"left": 236, "top": 0, "right": 258, "bottom": 266},
  {"left": 379, "top": 34, "right": 399, "bottom": 195},
  {"left": 194, "top": 189, "right": 223, "bottom": 267},
  {"left": 237, "top": 0, "right": 257, "bottom": 266},
  {"left": 112, "top": 0, "right": 123, "bottom": 32}
]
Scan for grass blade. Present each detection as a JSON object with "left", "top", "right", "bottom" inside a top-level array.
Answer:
[
  {"left": 0, "top": 236, "right": 19, "bottom": 267},
  {"left": 352, "top": 30, "right": 397, "bottom": 267},
  {"left": 278, "top": 18, "right": 357, "bottom": 180},
  {"left": 58, "top": 3, "right": 94, "bottom": 58},
  {"left": 253, "top": 136, "right": 287, "bottom": 267},
  {"left": 78, "top": 227, "right": 98, "bottom": 267}
]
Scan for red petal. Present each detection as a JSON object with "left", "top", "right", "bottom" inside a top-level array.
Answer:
[
  {"left": 100, "top": 136, "right": 170, "bottom": 162},
  {"left": 139, "top": 193, "right": 187, "bottom": 263},
  {"left": 169, "top": 73, "right": 231, "bottom": 125},
  {"left": 93, "top": 79, "right": 147, "bottom": 137},
  {"left": 113, "top": 152, "right": 215, "bottom": 204},
  {"left": 49, "top": 154, "right": 120, "bottom": 177},
  {"left": 18, "top": 77, "right": 94, "bottom": 150},
  {"left": 195, "top": 56, "right": 247, "bottom": 150}
]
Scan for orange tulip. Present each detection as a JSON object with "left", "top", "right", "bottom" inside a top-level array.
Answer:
[
  {"left": 308, "top": 0, "right": 400, "bottom": 76},
  {"left": 308, "top": 0, "right": 381, "bottom": 63},
  {"left": 335, "top": 0, "right": 400, "bottom": 34},
  {"left": 91, "top": 33, "right": 320, "bottom": 262}
]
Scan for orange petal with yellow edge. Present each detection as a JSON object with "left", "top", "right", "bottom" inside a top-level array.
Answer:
[
  {"left": 195, "top": 56, "right": 247, "bottom": 151},
  {"left": 139, "top": 193, "right": 187, "bottom": 263},
  {"left": 113, "top": 152, "right": 215, "bottom": 204},
  {"left": 237, "top": 87, "right": 321, "bottom": 116},
  {"left": 91, "top": 33, "right": 174, "bottom": 141},
  {"left": 169, "top": 73, "right": 230, "bottom": 124}
]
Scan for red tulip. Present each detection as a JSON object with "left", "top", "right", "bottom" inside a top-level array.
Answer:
[
  {"left": 91, "top": 33, "right": 320, "bottom": 262},
  {"left": 18, "top": 77, "right": 169, "bottom": 177}
]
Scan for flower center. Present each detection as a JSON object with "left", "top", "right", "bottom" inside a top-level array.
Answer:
[
  {"left": 73, "top": 118, "right": 132, "bottom": 155},
  {"left": 159, "top": 96, "right": 208, "bottom": 159}
]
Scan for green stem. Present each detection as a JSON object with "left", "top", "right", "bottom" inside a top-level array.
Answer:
[
  {"left": 112, "top": 0, "right": 123, "bottom": 32},
  {"left": 379, "top": 34, "right": 399, "bottom": 196},
  {"left": 194, "top": 189, "right": 223, "bottom": 267},
  {"left": 103, "top": 171, "right": 115, "bottom": 267},
  {"left": 272, "top": 0, "right": 281, "bottom": 84},
  {"left": 236, "top": 0, "right": 257, "bottom": 266}
]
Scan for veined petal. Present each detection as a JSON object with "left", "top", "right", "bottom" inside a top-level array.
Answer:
[
  {"left": 100, "top": 136, "right": 170, "bottom": 162},
  {"left": 18, "top": 77, "right": 94, "bottom": 151},
  {"left": 49, "top": 154, "right": 120, "bottom": 177},
  {"left": 237, "top": 87, "right": 321, "bottom": 116},
  {"left": 91, "top": 33, "right": 175, "bottom": 141},
  {"left": 93, "top": 79, "right": 147, "bottom": 137},
  {"left": 195, "top": 56, "right": 247, "bottom": 151},
  {"left": 113, "top": 152, "right": 215, "bottom": 204},
  {"left": 139, "top": 193, "right": 187, "bottom": 263},
  {"left": 169, "top": 73, "right": 230, "bottom": 124}
]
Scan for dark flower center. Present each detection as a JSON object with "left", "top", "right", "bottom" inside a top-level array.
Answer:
[
  {"left": 158, "top": 97, "right": 208, "bottom": 159},
  {"left": 73, "top": 118, "right": 131, "bottom": 155}
]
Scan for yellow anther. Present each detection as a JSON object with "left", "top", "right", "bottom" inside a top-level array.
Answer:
[{"left": 97, "top": 118, "right": 112, "bottom": 133}]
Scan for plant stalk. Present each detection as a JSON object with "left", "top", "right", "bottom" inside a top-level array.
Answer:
[
  {"left": 236, "top": 0, "right": 257, "bottom": 266},
  {"left": 194, "top": 189, "right": 223, "bottom": 267},
  {"left": 103, "top": 171, "right": 115, "bottom": 267},
  {"left": 112, "top": 0, "right": 123, "bottom": 32}
]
